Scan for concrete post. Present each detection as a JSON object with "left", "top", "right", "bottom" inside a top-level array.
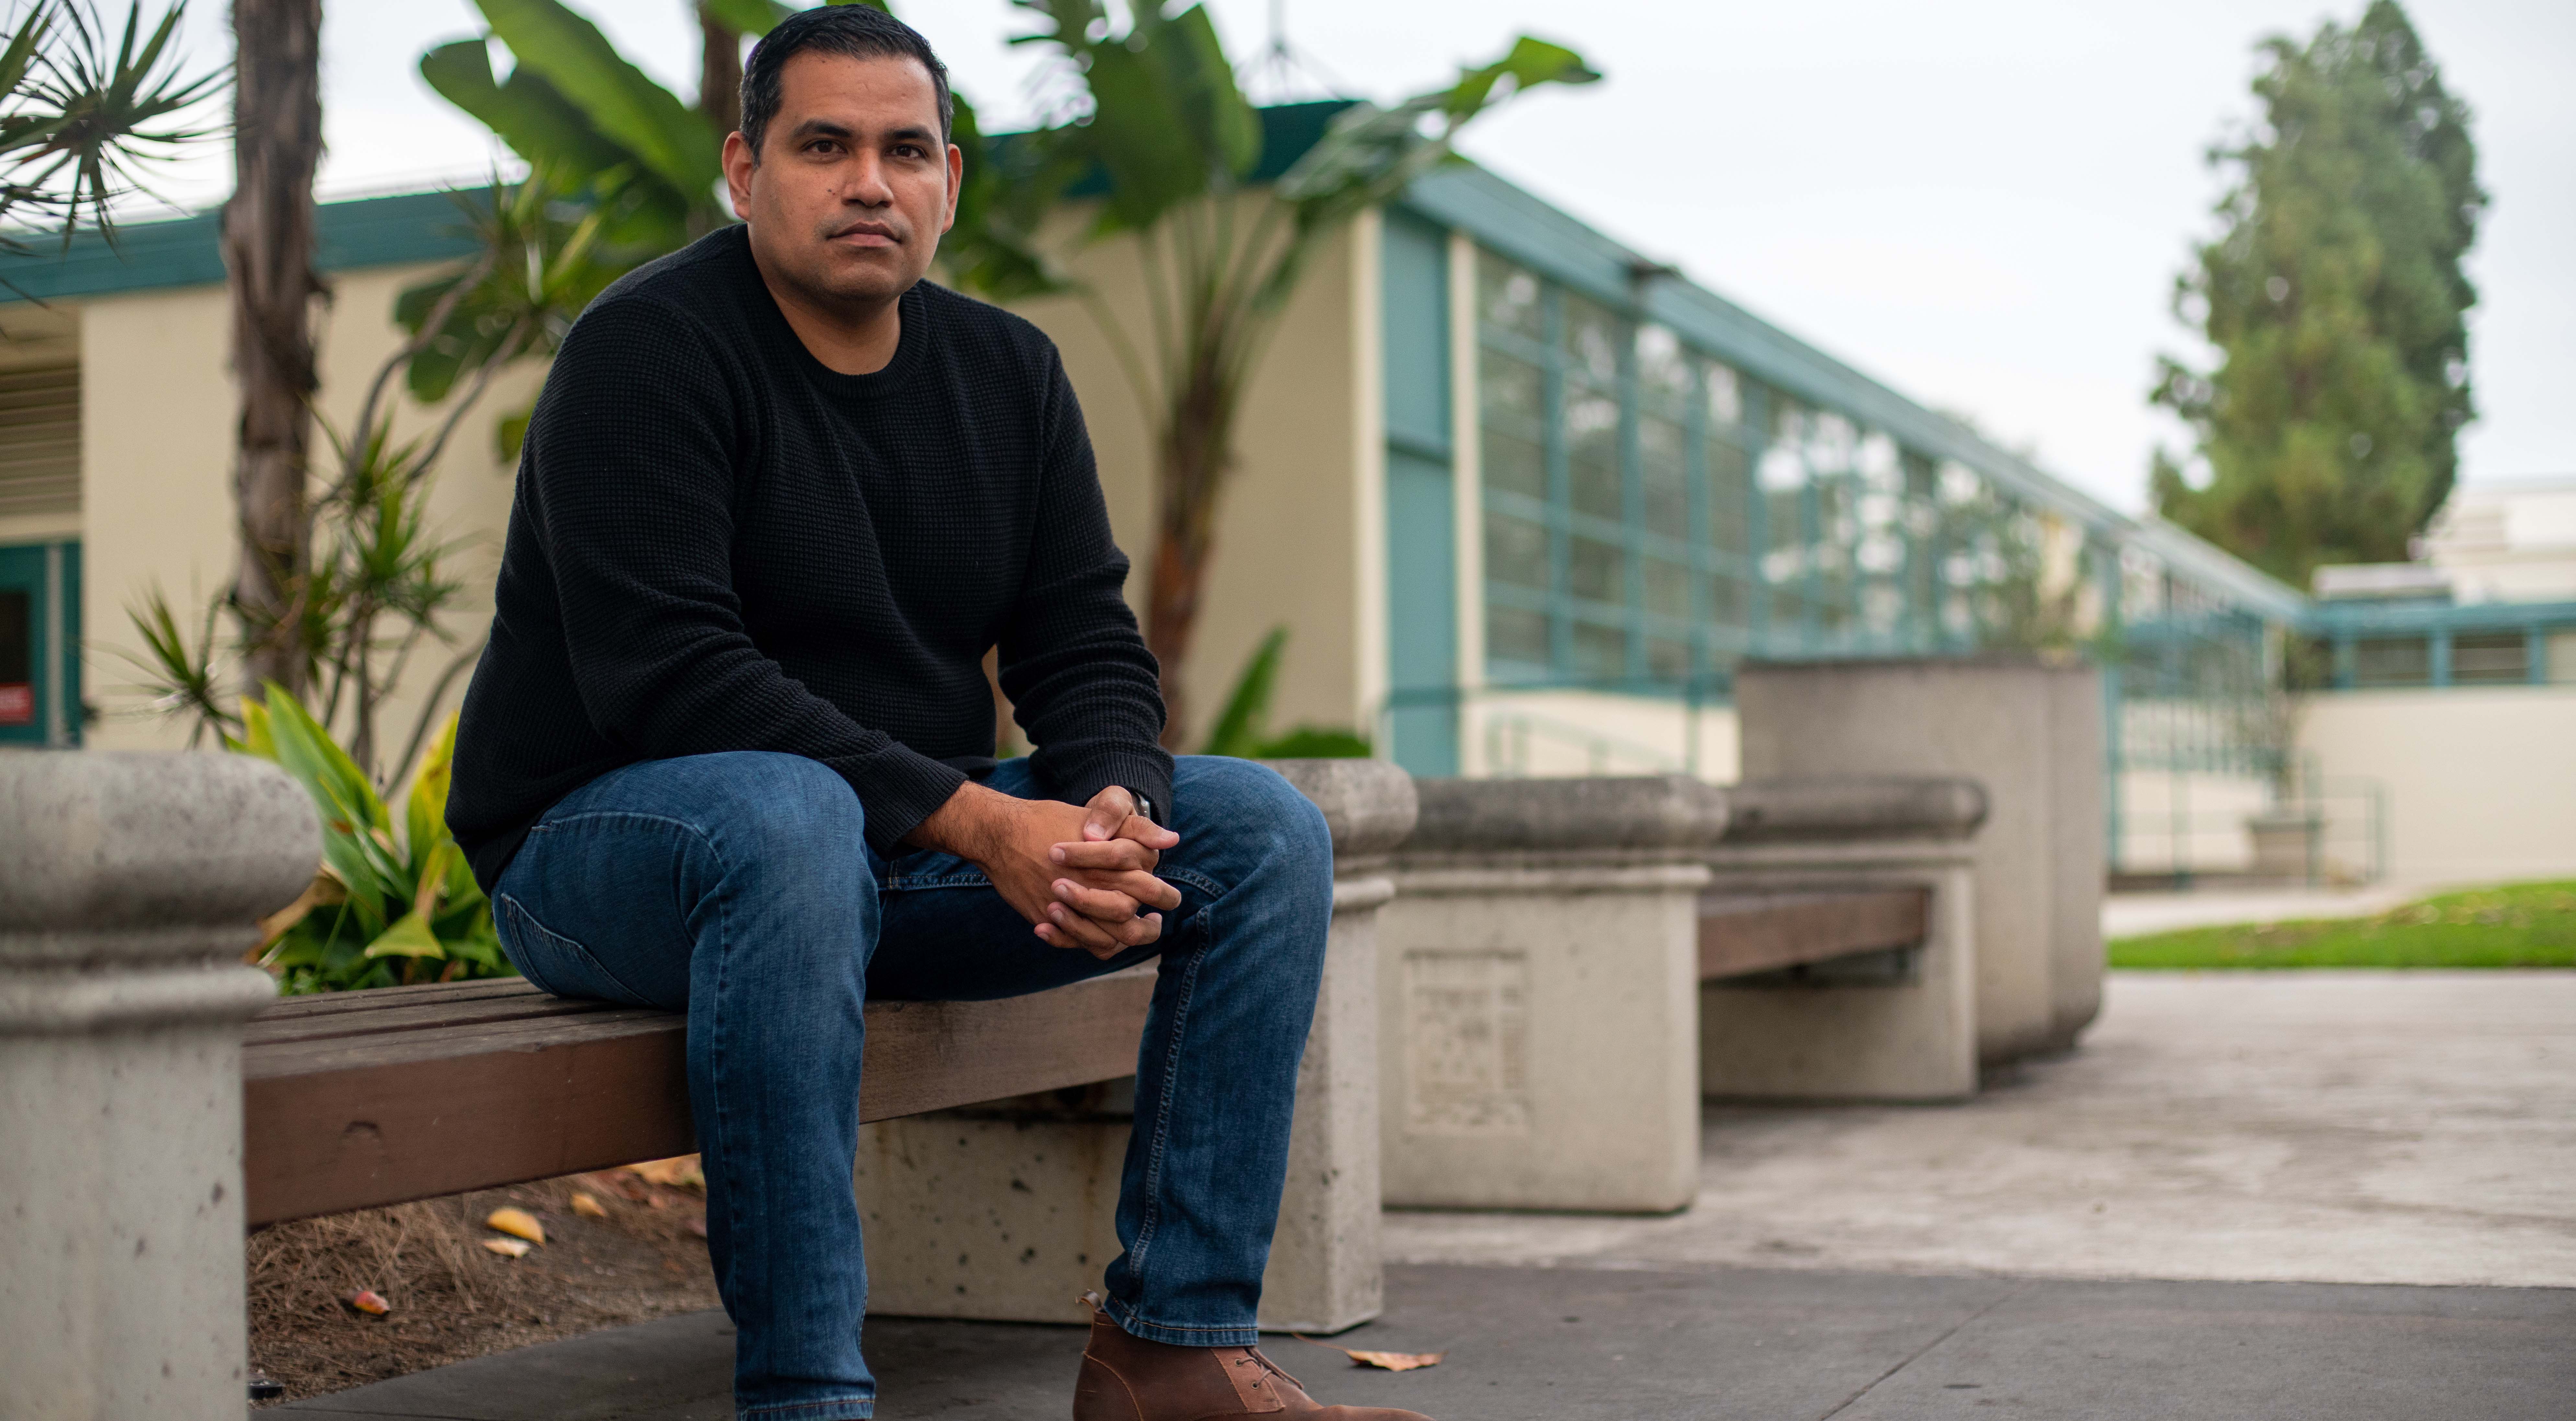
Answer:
[
  {"left": 1377, "top": 776, "right": 1731, "bottom": 1214},
  {"left": 2046, "top": 669, "right": 2108, "bottom": 1049},
  {"left": 1737, "top": 658, "right": 2103, "bottom": 1065},
  {"left": 854, "top": 759, "right": 1417, "bottom": 1336},
  {"left": 1698, "top": 777, "right": 1987, "bottom": 1102},
  {"left": 0, "top": 752, "right": 319, "bottom": 1421}
]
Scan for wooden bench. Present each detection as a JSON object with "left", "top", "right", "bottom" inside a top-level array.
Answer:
[
  {"left": 240, "top": 970, "right": 1155, "bottom": 1226},
  {"left": 1698, "top": 775, "right": 1989, "bottom": 1101},
  {"left": 1697, "top": 886, "right": 1932, "bottom": 981}
]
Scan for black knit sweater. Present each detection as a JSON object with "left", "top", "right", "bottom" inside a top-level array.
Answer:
[{"left": 447, "top": 225, "right": 1171, "bottom": 892}]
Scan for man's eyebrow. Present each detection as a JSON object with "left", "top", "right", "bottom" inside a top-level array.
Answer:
[{"left": 786, "top": 118, "right": 938, "bottom": 145}]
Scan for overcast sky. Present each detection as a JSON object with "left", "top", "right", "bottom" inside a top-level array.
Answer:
[{"left": 139, "top": 0, "right": 2574, "bottom": 514}]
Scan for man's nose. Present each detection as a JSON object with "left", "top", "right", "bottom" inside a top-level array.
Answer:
[{"left": 842, "top": 152, "right": 894, "bottom": 206}]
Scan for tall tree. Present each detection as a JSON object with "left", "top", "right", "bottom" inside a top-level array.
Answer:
[
  {"left": 224, "top": 0, "right": 326, "bottom": 697},
  {"left": 2151, "top": 0, "right": 2483, "bottom": 590}
]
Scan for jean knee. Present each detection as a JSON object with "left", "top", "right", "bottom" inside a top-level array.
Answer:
[
  {"left": 1175, "top": 756, "right": 1334, "bottom": 882},
  {"left": 690, "top": 753, "right": 873, "bottom": 890}
]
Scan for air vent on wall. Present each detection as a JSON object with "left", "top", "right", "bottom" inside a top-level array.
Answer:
[{"left": 0, "top": 364, "right": 79, "bottom": 517}]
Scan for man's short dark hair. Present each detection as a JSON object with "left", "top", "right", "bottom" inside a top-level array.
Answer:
[{"left": 739, "top": 6, "right": 953, "bottom": 159}]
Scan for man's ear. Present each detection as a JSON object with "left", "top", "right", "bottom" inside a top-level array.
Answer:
[
  {"left": 723, "top": 130, "right": 757, "bottom": 217},
  {"left": 941, "top": 141, "right": 962, "bottom": 234}
]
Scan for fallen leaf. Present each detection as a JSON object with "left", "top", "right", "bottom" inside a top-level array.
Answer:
[
  {"left": 1343, "top": 1350, "right": 1446, "bottom": 1372},
  {"left": 481, "top": 1237, "right": 532, "bottom": 1259},
  {"left": 1294, "top": 1336, "right": 1445, "bottom": 1372},
  {"left": 624, "top": 1155, "right": 705, "bottom": 1189},
  {"left": 684, "top": 1213, "right": 708, "bottom": 1238},
  {"left": 485, "top": 1207, "right": 546, "bottom": 1245},
  {"left": 345, "top": 1289, "right": 390, "bottom": 1316},
  {"left": 569, "top": 1192, "right": 609, "bottom": 1219}
]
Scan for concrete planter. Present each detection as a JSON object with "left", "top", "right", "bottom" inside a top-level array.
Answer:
[
  {"left": 1737, "top": 658, "right": 2105, "bottom": 1063},
  {"left": 2246, "top": 808, "right": 2323, "bottom": 882}
]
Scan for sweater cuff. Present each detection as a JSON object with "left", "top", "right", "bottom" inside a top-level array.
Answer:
[
  {"left": 1060, "top": 749, "right": 1176, "bottom": 825},
  {"left": 838, "top": 747, "right": 972, "bottom": 856}
]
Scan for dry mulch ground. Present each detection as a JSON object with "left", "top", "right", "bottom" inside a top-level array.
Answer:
[{"left": 249, "top": 1162, "right": 723, "bottom": 1405}]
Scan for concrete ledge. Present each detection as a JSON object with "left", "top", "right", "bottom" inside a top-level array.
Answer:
[
  {"left": 1723, "top": 776, "right": 1987, "bottom": 843},
  {"left": 1401, "top": 774, "right": 1729, "bottom": 858},
  {"left": 0, "top": 750, "right": 318, "bottom": 967}
]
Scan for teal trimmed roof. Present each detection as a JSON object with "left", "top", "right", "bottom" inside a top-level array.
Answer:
[{"left": 0, "top": 188, "right": 487, "bottom": 304}]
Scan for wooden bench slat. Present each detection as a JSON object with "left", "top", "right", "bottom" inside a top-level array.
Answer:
[
  {"left": 251, "top": 976, "right": 551, "bottom": 1019},
  {"left": 241, "top": 968, "right": 1157, "bottom": 1226},
  {"left": 1697, "top": 887, "right": 1930, "bottom": 980},
  {"left": 244, "top": 989, "right": 628, "bottom": 1048}
]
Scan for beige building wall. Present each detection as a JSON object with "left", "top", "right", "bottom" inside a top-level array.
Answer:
[
  {"left": 78, "top": 262, "right": 539, "bottom": 778},
  {"left": 1005, "top": 201, "right": 1377, "bottom": 751},
  {"left": 2298, "top": 685, "right": 2576, "bottom": 884}
]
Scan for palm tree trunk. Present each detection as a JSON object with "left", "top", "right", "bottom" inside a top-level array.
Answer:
[
  {"left": 1144, "top": 364, "right": 1238, "bottom": 748},
  {"left": 698, "top": 5, "right": 743, "bottom": 136},
  {"left": 224, "top": 0, "right": 326, "bottom": 699}
]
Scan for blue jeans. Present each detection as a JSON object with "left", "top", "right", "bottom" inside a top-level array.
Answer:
[{"left": 489, "top": 753, "right": 1334, "bottom": 1420}]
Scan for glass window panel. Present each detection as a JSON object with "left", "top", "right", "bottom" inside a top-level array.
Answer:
[
  {"left": 1478, "top": 350, "right": 1546, "bottom": 500},
  {"left": 1808, "top": 411, "right": 1857, "bottom": 474},
  {"left": 1706, "top": 437, "right": 1751, "bottom": 557},
  {"left": 1477, "top": 250, "right": 1542, "bottom": 340},
  {"left": 1561, "top": 294, "right": 1626, "bottom": 385},
  {"left": 1484, "top": 510, "right": 1551, "bottom": 591},
  {"left": 1705, "top": 362, "right": 1743, "bottom": 428},
  {"left": 1647, "top": 636, "right": 1691, "bottom": 682},
  {"left": 1862, "top": 581, "right": 1905, "bottom": 637},
  {"left": 1766, "top": 488, "right": 1805, "bottom": 556},
  {"left": 1640, "top": 415, "right": 1687, "bottom": 531},
  {"left": 1644, "top": 556, "right": 1690, "bottom": 619},
  {"left": 2353, "top": 636, "right": 2431, "bottom": 688},
  {"left": 1569, "top": 535, "right": 1624, "bottom": 604},
  {"left": 1857, "top": 431, "right": 1900, "bottom": 486},
  {"left": 1639, "top": 325, "right": 1690, "bottom": 415},
  {"left": 1487, "top": 604, "right": 1550, "bottom": 666},
  {"left": 1704, "top": 572, "right": 1751, "bottom": 630},
  {"left": 1566, "top": 388, "right": 1621, "bottom": 519},
  {"left": 1572, "top": 622, "right": 1627, "bottom": 681},
  {"left": 2452, "top": 632, "right": 2529, "bottom": 685}
]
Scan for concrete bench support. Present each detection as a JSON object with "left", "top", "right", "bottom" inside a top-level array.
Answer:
[
  {"left": 1698, "top": 777, "right": 1986, "bottom": 1102},
  {"left": 0, "top": 753, "right": 318, "bottom": 1421},
  {"left": 1376, "top": 776, "right": 1731, "bottom": 1214},
  {"left": 1737, "top": 658, "right": 2105, "bottom": 1063},
  {"left": 853, "top": 759, "right": 1417, "bottom": 1335}
]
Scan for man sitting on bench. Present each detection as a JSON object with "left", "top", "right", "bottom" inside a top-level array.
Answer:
[{"left": 444, "top": 10, "right": 1422, "bottom": 1421}]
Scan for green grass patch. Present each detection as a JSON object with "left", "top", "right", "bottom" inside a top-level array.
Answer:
[{"left": 2109, "top": 880, "right": 2576, "bottom": 969}]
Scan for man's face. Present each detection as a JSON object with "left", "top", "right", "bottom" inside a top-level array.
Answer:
[{"left": 724, "top": 50, "right": 961, "bottom": 310}]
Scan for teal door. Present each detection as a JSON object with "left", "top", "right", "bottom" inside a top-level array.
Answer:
[{"left": 0, "top": 540, "right": 79, "bottom": 746}]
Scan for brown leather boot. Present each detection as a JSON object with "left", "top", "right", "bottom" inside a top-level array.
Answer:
[{"left": 1072, "top": 1307, "right": 1433, "bottom": 1421}]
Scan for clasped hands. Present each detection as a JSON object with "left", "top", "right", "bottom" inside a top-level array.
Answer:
[{"left": 912, "top": 782, "right": 1182, "bottom": 959}]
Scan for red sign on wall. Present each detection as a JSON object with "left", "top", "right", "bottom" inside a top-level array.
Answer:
[{"left": 0, "top": 683, "right": 31, "bottom": 725}]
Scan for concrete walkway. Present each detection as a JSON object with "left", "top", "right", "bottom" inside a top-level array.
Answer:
[
  {"left": 279, "top": 1266, "right": 2575, "bottom": 1420},
  {"left": 1390, "top": 971, "right": 2576, "bottom": 1288},
  {"left": 275, "top": 972, "right": 2576, "bottom": 1418}
]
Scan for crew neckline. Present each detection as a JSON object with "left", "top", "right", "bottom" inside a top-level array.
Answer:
[{"left": 726, "top": 224, "right": 926, "bottom": 399}]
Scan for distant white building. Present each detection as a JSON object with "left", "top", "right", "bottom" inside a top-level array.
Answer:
[{"left": 2420, "top": 476, "right": 2576, "bottom": 605}]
